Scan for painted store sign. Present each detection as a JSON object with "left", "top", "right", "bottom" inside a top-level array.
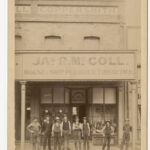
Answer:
[{"left": 15, "top": 51, "right": 136, "bottom": 80}]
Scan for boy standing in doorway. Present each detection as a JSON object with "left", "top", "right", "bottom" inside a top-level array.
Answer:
[
  {"left": 72, "top": 116, "right": 82, "bottom": 150},
  {"left": 82, "top": 117, "right": 90, "bottom": 150}
]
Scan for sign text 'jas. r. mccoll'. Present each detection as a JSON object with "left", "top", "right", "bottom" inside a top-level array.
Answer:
[{"left": 15, "top": 52, "right": 136, "bottom": 80}]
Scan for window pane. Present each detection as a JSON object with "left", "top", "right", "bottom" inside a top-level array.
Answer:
[
  {"left": 41, "top": 88, "right": 53, "bottom": 104},
  {"left": 92, "top": 88, "right": 103, "bottom": 104},
  {"left": 105, "top": 88, "right": 116, "bottom": 104},
  {"left": 53, "top": 88, "right": 64, "bottom": 104},
  {"left": 65, "top": 88, "right": 70, "bottom": 104}
]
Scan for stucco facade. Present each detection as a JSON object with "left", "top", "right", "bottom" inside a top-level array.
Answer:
[{"left": 15, "top": 0, "right": 141, "bottom": 150}]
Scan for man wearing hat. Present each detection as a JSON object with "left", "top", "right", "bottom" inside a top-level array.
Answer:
[
  {"left": 81, "top": 117, "right": 90, "bottom": 150},
  {"left": 102, "top": 120, "right": 114, "bottom": 150},
  {"left": 72, "top": 115, "right": 82, "bottom": 150},
  {"left": 120, "top": 119, "right": 132, "bottom": 150},
  {"left": 41, "top": 115, "right": 52, "bottom": 150},
  {"left": 62, "top": 114, "right": 71, "bottom": 150},
  {"left": 52, "top": 116, "right": 63, "bottom": 150},
  {"left": 57, "top": 109, "right": 64, "bottom": 122}
]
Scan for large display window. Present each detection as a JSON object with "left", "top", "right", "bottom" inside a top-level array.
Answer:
[{"left": 89, "top": 87, "right": 117, "bottom": 131}]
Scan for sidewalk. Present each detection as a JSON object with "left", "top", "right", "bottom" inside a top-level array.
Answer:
[{"left": 15, "top": 142, "right": 132, "bottom": 150}]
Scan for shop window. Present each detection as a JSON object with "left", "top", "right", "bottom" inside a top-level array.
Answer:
[
  {"left": 65, "top": 88, "right": 70, "bottom": 104},
  {"left": 92, "top": 105, "right": 104, "bottom": 122},
  {"left": 89, "top": 87, "right": 117, "bottom": 129},
  {"left": 92, "top": 88, "right": 103, "bottom": 104},
  {"left": 105, "top": 105, "right": 117, "bottom": 121},
  {"left": 41, "top": 88, "right": 53, "bottom": 104},
  {"left": 53, "top": 88, "right": 64, "bottom": 104},
  {"left": 87, "top": 88, "right": 92, "bottom": 103},
  {"left": 105, "top": 88, "right": 116, "bottom": 104}
]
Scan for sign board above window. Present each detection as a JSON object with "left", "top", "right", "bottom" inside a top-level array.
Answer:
[{"left": 71, "top": 89, "right": 86, "bottom": 104}]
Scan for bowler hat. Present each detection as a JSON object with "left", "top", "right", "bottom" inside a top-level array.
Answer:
[
  {"left": 64, "top": 114, "right": 68, "bottom": 117},
  {"left": 105, "top": 120, "right": 111, "bottom": 124},
  {"left": 55, "top": 116, "right": 60, "bottom": 120}
]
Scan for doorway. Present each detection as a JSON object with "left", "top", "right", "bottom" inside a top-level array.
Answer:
[
  {"left": 79, "top": 105, "right": 86, "bottom": 122},
  {"left": 70, "top": 88, "right": 87, "bottom": 122},
  {"left": 71, "top": 105, "right": 87, "bottom": 122}
]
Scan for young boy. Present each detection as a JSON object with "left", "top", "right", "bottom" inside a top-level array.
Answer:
[
  {"left": 72, "top": 116, "right": 82, "bottom": 150},
  {"left": 82, "top": 117, "right": 90, "bottom": 150}
]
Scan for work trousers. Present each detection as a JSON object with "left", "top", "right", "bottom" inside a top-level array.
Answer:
[
  {"left": 63, "top": 130, "right": 70, "bottom": 150},
  {"left": 31, "top": 134, "right": 40, "bottom": 150},
  {"left": 102, "top": 136, "right": 111, "bottom": 150},
  {"left": 83, "top": 135, "right": 89, "bottom": 150},
  {"left": 54, "top": 132, "right": 61, "bottom": 150},
  {"left": 74, "top": 130, "right": 81, "bottom": 150},
  {"left": 120, "top": 133, "right": 130, "bottom": 150},
  {"left": 74, "top": 141, "right": 81, "bottom": 150},
  {"left": 43, "top": 135, "right": 51, "bottom": 150}
]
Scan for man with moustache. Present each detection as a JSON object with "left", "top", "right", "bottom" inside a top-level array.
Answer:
[{"left": 41, "top": 115, "right": 52, "bottom": 150}]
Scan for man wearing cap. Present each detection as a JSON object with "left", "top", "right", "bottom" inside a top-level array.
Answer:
[
  {"left": 62, "top": 114, "right": 71, "bottom": 150},
  {"left": 120, "top": 119, "right": 132, "bottom": 150},
  {"left": 81, "top": 117, "right": 90, "bottom": 150},
  {"left": 52, "top": 116, "right": 63, "bottom": 150},
  {"left": 72, "top": 116, "right": 82, "bottom": 150},
  {"left": 58, "top": 109, "right": 64, "bottom": 122},
  {"left": 27, "top": 117, "right": 41, "bottom": 150},
  {"left": 102, "top": 120, "right": 114, "bottom": 150},
  {"left": 41, "top": 115, "right": 52, "bottom": 150}
]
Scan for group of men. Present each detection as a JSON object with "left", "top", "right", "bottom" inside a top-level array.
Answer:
[
  {"left": 27, "top": 113, "right": 91, "bottom": 150},
  {"left": 27, "top": 112, "right": 132, "bottom": 150}
]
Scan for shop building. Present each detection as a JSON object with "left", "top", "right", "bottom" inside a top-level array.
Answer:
[{"left": 15, "top": 0, "right": 141, "bottom": 149}]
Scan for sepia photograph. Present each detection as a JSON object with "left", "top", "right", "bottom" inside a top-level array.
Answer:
[{"left": 7, "top": 0, "right": 147, "bottom": 150}]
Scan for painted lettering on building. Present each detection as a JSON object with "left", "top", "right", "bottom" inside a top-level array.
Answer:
[
  {"left": 15, "top": 53, "right": 136, "bottom": 80},
  {"left": 32, "top": 56, "right": 125, "bottom": 66},
  {"left": 38, "top": 6, "right": 118, "bottom": 16}
]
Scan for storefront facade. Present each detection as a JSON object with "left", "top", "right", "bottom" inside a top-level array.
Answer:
[{"left": 15, "top": 0, "right": 141, "bottom": 149}]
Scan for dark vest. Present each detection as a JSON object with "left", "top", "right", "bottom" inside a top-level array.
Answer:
[
  {"left": 42, "top": 122, "right": 52, "bottom": 135},
  {"left": 83, "top": 123, "right": 89, "bottom": 135},
  {"left": 104, "top": 126, "right": 112, "bottom": 136},
  {"left": 63, "top": 121, "right": 69, "bottom": 130}
]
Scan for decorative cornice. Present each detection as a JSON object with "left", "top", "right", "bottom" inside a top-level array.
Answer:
[{"left": 15, "top": 49, "right": 137, "bottom": 54}]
